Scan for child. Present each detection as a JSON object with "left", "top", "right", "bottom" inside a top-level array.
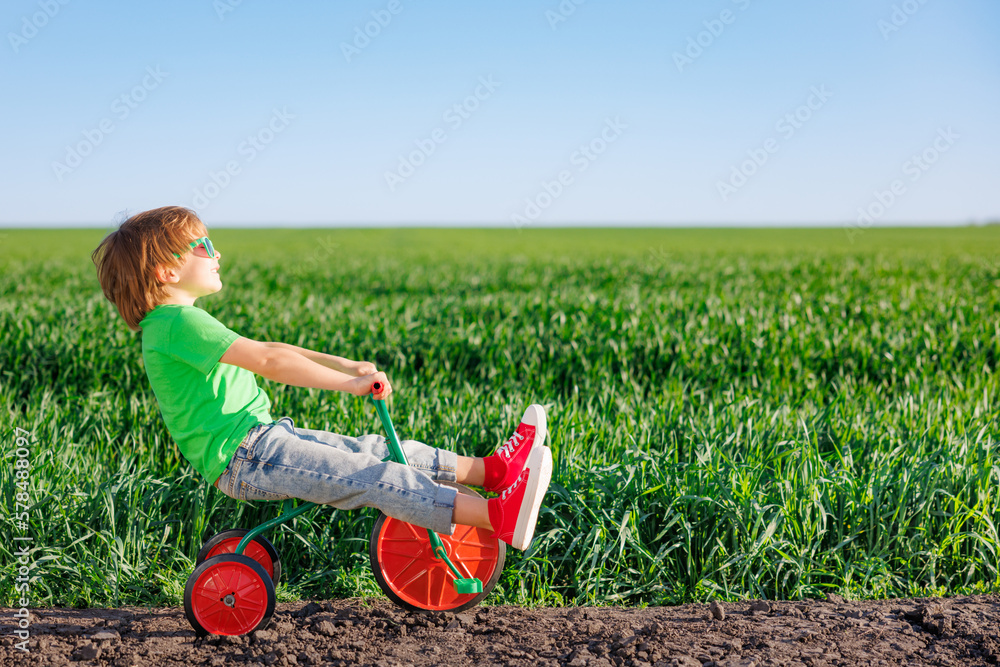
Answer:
[{"left": 91, "top": 206, "right": 552, "bottom": 550}]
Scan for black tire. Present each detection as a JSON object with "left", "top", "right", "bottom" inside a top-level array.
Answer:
[
  {"left": 196, "top": 529, "right": 281, "bottom": 586},
  {"left": 184, "top": 554, "right": 276, "bottom": 637},
  {"left": 369, "top": 481, "right": 506, "bottom": 613}
]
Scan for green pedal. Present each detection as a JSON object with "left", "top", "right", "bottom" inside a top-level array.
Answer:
[{"left": 453, "top": 578, "right": 483, "bottom": 594}]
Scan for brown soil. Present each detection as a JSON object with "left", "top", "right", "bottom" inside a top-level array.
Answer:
[{"left": 2, "top": 595, "right": 999, "bottom": 666}]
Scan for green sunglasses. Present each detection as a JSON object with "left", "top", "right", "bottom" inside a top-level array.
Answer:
[{"left": 173, "top": 236, "right": 217, "bottom": 260}]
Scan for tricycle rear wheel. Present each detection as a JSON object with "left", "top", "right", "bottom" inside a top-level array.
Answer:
[{"left": 196, "top": 529, "right": 281, "bottom": 586}]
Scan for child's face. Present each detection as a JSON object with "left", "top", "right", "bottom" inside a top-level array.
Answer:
[{"left": 162, "top": 234, "right": 223, "bottom": 301}]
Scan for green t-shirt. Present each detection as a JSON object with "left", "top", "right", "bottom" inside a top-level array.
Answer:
[{"left": 139, "top": 304, "right": 273, "bottom": 483}]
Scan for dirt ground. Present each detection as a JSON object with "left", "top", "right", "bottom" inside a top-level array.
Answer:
[{"left": 2, "top": 594, "right": 1000, "bottom": 666}]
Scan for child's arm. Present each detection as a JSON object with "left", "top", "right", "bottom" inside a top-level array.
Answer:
[
  {"left": 262, "top": 342, "right": 376, "bottom": 377},
  {"left": 220, "top": 337, "right": 391, "bottom": 399}
]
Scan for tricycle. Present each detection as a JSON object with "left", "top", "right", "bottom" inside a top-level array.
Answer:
[{"left": 182, "top": 384, "right": 506, "bottom": 636}]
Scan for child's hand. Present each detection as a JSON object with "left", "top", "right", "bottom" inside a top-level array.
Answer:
[
  {"left": 349, "top": 360, "right": 378, "bottom": 377},
  {"left": 354, "top": 371, "right": 392, "bottom": 400}
]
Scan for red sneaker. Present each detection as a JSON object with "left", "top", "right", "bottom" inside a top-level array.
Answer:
[
  {"left": 488, "top": 445, "right": 552, "bottom": 550},
  {"left": 483, "top": 404, "right": 547, "bottom": 493}
]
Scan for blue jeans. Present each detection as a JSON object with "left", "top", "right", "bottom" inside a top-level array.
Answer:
[{"left": 214, "top": 417, "right": 459, "bottom": 535}]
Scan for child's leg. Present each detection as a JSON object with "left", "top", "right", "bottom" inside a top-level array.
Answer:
[
  {"left": 298, "top": 431, "right": 490, "bottom": 527},
  {"left": 453, "top": 492, "right": 491, "bottom": 529},
  {"left": 217, "top": 418, "right": 459, "bottom": 534},
  {"left": 283, "top": 421, "right": 460, "bottom": 485},
  {"left": 455, "top": 456, "right": 485, "bottom": 487},
  {"left": 218, "top": 406, "right": 551, "bottom": 549}
]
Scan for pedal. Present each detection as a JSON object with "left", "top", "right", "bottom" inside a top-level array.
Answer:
[{"left": 452, "top": 577, "right": 483, "bottom": 594}]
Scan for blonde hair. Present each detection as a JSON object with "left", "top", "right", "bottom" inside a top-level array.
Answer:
[{"left": 92, "top": 206, "right": 207, "bottom": 331}]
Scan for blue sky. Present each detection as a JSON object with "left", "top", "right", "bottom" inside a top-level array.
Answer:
[{"left": 2, "top": 1, "right": 998, "bottom": 227}]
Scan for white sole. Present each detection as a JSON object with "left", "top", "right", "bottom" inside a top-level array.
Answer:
[
  {"left": 515, "top": 404, "right": 547, "bottom": 466},
  {"left": 512, "top": 445, "right": 553, "bottom": 550},
  {"left": 527, "top": 404, "right": 548, "bottom": 451}
]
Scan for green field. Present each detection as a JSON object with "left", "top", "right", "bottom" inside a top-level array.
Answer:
[{"left": 2, "top": 226, "right": 999, "bottom": 608}]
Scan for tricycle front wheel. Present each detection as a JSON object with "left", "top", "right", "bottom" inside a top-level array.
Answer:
[{"left": 369, "top": 482, "right": 506, "bottom": 612}]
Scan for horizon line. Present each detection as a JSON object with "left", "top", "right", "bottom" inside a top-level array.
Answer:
[{"left": 1, "top": 221, "right": 997, "bottom": 230}]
